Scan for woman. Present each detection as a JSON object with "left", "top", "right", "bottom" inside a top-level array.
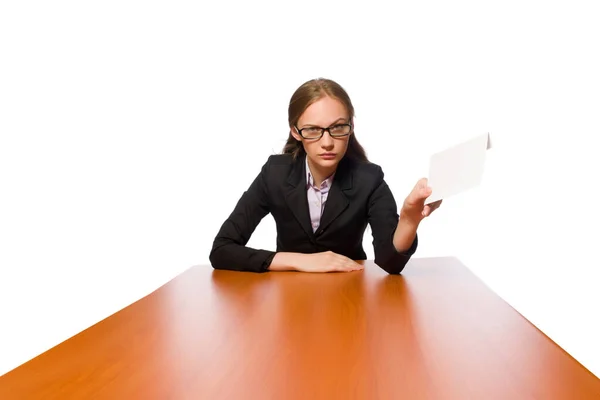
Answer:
[{"left": 209, "top": 78, "right": 442, "bottom": 274}]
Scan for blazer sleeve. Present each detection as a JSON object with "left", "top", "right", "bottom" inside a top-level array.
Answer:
[
  {"left": 367, "top": 166, "right": 418, "bottom": 274},
  {"left": 209, "top": 157, "right": 276, "bottom": 272}
]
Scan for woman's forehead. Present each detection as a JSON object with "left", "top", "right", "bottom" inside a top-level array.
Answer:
[{"left": 298, "top": 96, "right": 349, "bottom": 126}]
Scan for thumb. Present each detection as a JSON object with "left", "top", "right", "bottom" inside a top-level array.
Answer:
[
  {"left": 416, "top": 180, "right": 432, "bottom": 200},
  {"left": 407, "top": 178, "right": 431, "bottom": 205}
]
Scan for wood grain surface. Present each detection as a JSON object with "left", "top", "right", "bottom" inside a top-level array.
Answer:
[{"left": 1, "top": 257, "right": 599, "bottom": 399}]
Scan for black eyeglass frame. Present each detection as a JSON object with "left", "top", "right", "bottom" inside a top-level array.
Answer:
[{"left": 294, "top": 123, "right": 353, "bottom": 140}]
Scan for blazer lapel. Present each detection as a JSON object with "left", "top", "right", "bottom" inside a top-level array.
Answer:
[
  {"left": 318, "top": 157, "right": 352, "bottom": 234},
  {"left": 284, "top": 154, "right": 315, "bottom": 239}
]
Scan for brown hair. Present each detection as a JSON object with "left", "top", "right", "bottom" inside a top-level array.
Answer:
[{"left": 282, "top": 78, "right": 369, "bottom": 163}]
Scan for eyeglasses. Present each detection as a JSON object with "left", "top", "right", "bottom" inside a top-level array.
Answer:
[{"left": 295, "top": 123, "right": 353, "bottom": 140}]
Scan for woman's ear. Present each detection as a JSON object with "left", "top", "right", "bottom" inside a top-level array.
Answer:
[{"left": 290, "top": 126, "right": 302, "bottom": 142}]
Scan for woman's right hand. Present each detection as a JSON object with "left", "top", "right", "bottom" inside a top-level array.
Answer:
[{"left": 295, "top": 251, "right": 364, "bottom": 273}]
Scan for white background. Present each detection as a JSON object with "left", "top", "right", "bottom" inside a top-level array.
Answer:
[{"left": 1, "top": 0, "right": 599, "bottom": 379}]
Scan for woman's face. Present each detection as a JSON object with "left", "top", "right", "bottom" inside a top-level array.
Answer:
[{"left": 292, "top": 95, "right": 352, "bottom": 170}]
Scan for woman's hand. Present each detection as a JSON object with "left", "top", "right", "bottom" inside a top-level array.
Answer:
[
  {"left": 400, "top": 178, "right": 442, "bottom": 226},
  {"left": 270, "top": 251, "right": 363, "bottom": 272},
  {"left": 297, "top": 251, "right": 364, "bottom": 273}
]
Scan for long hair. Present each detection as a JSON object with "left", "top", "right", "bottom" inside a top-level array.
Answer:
[{"left": 282, "top": 78, "right": 369, "bottom": 163}]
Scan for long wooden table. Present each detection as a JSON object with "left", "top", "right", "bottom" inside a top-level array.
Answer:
[{"left": 1, "top": 257, "right": 599, "bottom": 399}]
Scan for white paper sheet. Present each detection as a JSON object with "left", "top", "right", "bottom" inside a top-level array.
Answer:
[{"left": 425, "top": 132, "right": 492, "bottom": 205}]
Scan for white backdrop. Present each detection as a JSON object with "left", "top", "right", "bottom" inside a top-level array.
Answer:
[{"left": 1, "top": 0, "right": 599, "bottom": 378}]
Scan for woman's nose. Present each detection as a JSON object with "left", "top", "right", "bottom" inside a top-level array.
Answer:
[{"left": 320, "top": 131, "right": 334, "bottom": 147}]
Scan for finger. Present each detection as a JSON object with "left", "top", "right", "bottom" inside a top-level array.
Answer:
[
  {"left": 422, "top": 205, "right": 430, "bottom": 217},
  {"left": 351, "top": 262, "right": 364, "bottom": 271},
  {"left": 350, "top": 258, "right": 363, "bottom": 268},
  {"left": 342, "top": 259, "right": 359, "bottom": 271},
  {"left": 338, "top": 259, "right": 360, "bottom": 271},
  {"left": 406, "top": 189, "right": 426, "bottom": 206},
  {"left": 334, "top": 260, "right": 353, "bottom": 272},
  {"left": 409, "top": 183, "right": 432, "bottom": 203},
  {"left": 407, "top": 178, "right": 425, "bottom": 198},
  {"left": 341, "top": 263, "right": 358, "bottom": 272},
  {"left": 333, "top": 254, "right": 363, "bottom": 271},
  {"left": 421, "top": 186, "right": 432, "bottom": 199},
  {"left": 414, "top": 177, "right": 428, "bottom": 190}
]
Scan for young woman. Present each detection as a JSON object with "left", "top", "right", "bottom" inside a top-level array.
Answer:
[{"left": 209, "top": 78, "right": 442, "bottom": 274}]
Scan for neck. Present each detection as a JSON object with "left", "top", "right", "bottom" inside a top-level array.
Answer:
[{"left": 307, "top": 156, "right": 336, "bottom": 187}]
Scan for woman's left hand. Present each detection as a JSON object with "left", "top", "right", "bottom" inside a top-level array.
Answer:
[{"left": 400, "top": 178, "right": 442, "bottom": 225}]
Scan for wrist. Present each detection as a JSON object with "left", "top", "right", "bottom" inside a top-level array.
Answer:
[
  {"left": 394, "top": 213, "right": 419, "bottom": 253},
  {"left": 269, "top": 252, "right": 304, "bottom": 271},
  {"left": 399, "top": 208, "right": 421, "bottom": 229}
]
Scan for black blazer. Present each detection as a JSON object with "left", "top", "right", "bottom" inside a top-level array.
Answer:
[{"left": 209, "top": 153, "right": 418, "bottom": 274}]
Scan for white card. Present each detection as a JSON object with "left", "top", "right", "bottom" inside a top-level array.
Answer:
[{"left": 425, "top": 132, "right": 492, "bottom": 205}]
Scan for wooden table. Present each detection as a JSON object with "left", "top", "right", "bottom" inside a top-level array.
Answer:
[{"left": 1, "top": 257, "right": 599, "bottom": 399}]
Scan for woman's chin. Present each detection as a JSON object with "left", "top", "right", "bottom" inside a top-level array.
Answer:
[{"left": 314, "top": 157, "right": 339, "bottom": 168}]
